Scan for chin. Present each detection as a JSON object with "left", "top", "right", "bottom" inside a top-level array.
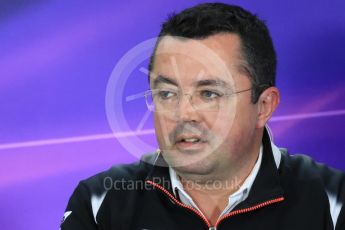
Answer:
[
  {"left": 175, "top": 164, "right": 214, "bottom": 176},
  {"left": 163, "top": 151, "right": 215, "bottom": 176}
]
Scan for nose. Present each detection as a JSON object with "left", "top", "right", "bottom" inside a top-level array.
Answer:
[{"left": 176, "top": 94, "right": 200, "bottom": 122}]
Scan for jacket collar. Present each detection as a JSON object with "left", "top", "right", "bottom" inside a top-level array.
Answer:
[
  {"left": 144, "top": 151, "right": 174, "bottom": 194},
  {"left": 234, "top": 128, "right": 285, "bottom": 209}
]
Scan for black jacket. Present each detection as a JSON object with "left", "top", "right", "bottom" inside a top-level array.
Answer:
[{"left": 61, "top": 130, "right": 345, "bottom": 230}]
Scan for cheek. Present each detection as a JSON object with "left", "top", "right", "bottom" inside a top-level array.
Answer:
[
  {"left": 205, "top": 110, "right": 236, "bottom": 139},
  {"left": 154, "top": 114, "right": 175, "bottom": 146},
  {"left": 232, "top": 96, "right": 258, "bottom": 129},
  {"left": 208, "top": 117, "right": 246, "bottom": 159},
  {"left": 204, "top": 103, "right": 256, "bottom": 149}
]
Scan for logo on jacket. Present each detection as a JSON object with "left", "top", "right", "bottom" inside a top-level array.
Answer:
[{"left": 61, "top": 211, "right": 72, "bottom": 224}]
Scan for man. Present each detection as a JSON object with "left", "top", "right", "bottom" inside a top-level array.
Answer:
[{"left": 61, "top": 3, "right": 345, "bottom": 230}]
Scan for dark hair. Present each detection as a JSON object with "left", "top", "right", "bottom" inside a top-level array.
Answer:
[{"left": 148, "top": 2, "right": 277, "bottom": 103}]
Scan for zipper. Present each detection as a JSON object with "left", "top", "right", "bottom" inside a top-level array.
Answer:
[
  {"left": 146, "top": 180, "right": 284, "bottom": 230},
  {"left": 214, "top": 196, "right": 285, "bottom": 228},
  {"left": 146, "top": 180, "right": 212, "bottom": 228}
]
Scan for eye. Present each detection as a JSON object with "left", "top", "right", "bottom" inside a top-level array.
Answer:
[
  {"left": 200, "top": 90, "right": 222, "bottom": 99},
  {"left": 157, "top": 90, "right": 176, "bottom": 100}
]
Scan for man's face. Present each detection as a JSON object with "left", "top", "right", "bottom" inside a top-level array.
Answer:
[{"left": 150, "top": 33, "right": 260, "bottom": 179}]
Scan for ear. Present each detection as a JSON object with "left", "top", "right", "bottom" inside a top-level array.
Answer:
[{"left": 256, "top": 87, "right": 280, "bottom": 128}]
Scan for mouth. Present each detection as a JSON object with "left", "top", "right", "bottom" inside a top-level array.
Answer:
[{"left": 174, "top": 135, "right": 208, "bottom": 150}]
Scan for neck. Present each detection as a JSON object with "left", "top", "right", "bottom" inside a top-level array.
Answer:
[{"left": 177, "top": 131, "right": 263, "bottom": 225}]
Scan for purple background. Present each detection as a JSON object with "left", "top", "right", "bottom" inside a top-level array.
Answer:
[{"left": 0, "top": 0, "right": 344, "bottom": 229}]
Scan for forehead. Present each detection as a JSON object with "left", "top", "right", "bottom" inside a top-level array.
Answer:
[{"left": 151, "top": 33, "right": 245, "bottom": 87}]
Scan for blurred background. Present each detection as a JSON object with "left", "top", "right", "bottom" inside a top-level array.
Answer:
[{"left": 0, "top": 0, "right": 344, "bottom": 229}]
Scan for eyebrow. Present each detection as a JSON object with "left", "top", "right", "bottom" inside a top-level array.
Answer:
[
  {"left": 151, "top": 75, "right": 231, "bottom": 89},
  {"left": 195, "top": 79, "right": 229, "bottom": 88},
  {"left": 152, "top": 75, "right": 178, "bottom": 88}
]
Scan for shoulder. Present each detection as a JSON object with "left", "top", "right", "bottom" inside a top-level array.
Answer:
[
  {"left": 281, "top": 151, "right": 345, "bottom": 187},
  {"left": 60, "top": 153, "right": 157, "bottom": 229},
  {"left": 79, "top": 152, "right": 157, "bottom": 196},
  {"left": 280, "top": 150, "right": 345, "bottom": 229}
]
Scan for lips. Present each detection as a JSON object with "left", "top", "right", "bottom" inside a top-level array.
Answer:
[
  {"left": 175, "top": 134, "right": 206, "bottom": 144},
  {"left": 180, "top": 137, "right": 200, "bottom": 143},
  {"left": 173, "top": 134, "right": 208, "bottom": 152}
]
